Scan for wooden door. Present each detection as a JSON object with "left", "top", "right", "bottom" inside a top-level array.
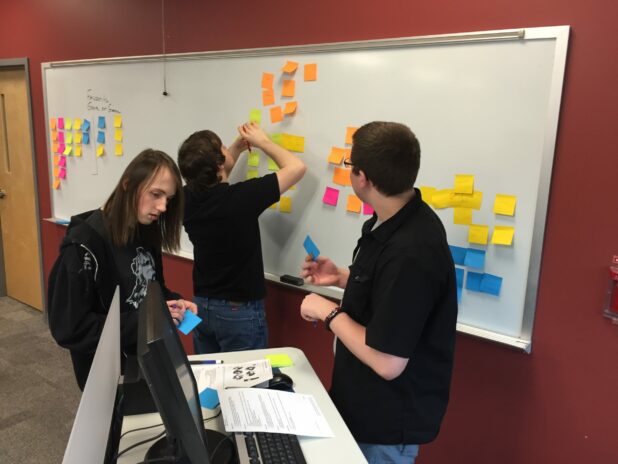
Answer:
[{"left": 0, "top": 66, "right": 43, "bottom": 310}]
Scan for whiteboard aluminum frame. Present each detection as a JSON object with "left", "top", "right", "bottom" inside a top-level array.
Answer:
[{"left": 42, "top": 26, "right": 570, "bottom": 353}]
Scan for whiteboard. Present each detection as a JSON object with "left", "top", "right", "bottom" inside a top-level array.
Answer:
[{"left": 42, "top": 27, "right": 569, "bottom": 351}]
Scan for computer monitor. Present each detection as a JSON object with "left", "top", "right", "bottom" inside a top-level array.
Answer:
[{"left": 137, "top": 281, "right": 236, "bottom": 464}]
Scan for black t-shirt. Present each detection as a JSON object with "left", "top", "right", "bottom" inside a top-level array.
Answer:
[
  {"left": 183, "top": 173, "right": 280, "bottom": 301},
  {"left": 330, "top": 189, "right": 458, "bottom": 445}
]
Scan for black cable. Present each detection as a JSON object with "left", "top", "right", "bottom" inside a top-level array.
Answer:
[
  {"left": 114, "top": 429, "right": 166, "bottom": 461},
  {"left": 209, "top": 433, "right": 234, "bottom": 462},
  {"left": 119, "top": 421, "right": 165, "bottom": 440}
]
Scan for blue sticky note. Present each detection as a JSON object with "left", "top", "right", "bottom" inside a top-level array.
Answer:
[
  {"left": 97, "top": 116, "right": 106, "bottom": 129},
  {"left": 464, "top": 249, "right": 486, "bottom": 269},
  {"left": 82, "top": 119, "right": 91, "bottom": 131},
  {"left": 466, "top": 271, "right": 483, "bottom": 292},
  {"left": 82, "top": 132, "right": 90, "bottom": 144},
  {"left": 97, "top": 131, "right": 105, "bottom": 144},
  {"left": 199, "top": 387, "right": 220, "bottom": 409},
  {"left": 449, "top": 245, "right": 467, "bottom": 266},
  {"left": 177, "top": 310, "right": 202, "bottom": 335},
  {"left": 480, "top": 273, "right": 503, "bottom": 296},
  {"left": 455, "top": 267, "right": 464, "bottom": 289},
  {"left": 303, "top": 235, "right": 320, "bottom": 261}
]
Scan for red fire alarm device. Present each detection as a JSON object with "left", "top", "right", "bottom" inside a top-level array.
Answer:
[{"left": 603, "top": 255, "right": 618, "bottom": 322}]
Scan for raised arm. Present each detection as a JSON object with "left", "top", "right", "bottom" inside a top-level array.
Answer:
[{"left": 239, "top": 122, "right": 306, "bottom": 193}]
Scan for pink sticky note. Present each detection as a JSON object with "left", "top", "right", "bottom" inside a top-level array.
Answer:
[
  {"left": 58, "top": 131, "right": 65, "bottom": 143},
  {"left": 58, "top": 143, "right": 66, "bottom": 154},
  {"left": 58, "top": 156, "right": 67, "bottom": 167},
  {"left": 322, "top": 187, "right": 339, "bottom": 206},
  {"left": 58, "top": 167, "right": 66, "bottom": 179},
  {"left": 58, "top": 118, "right": 65, "bottom": 130},
  {"left": 363, "top": 203, "right": 375, "bottom": 215}
]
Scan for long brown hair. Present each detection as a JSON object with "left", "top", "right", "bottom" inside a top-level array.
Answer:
[{"left": 103, "top": 149, "right": 183, "bottom": 253}]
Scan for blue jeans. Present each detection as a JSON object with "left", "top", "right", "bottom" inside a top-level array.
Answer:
[
  {"left": 192, "top": 297, "right": 268, "bottom": 354},
  {"left": 358, "top": 443, "right": 419, "bottom": 464}
]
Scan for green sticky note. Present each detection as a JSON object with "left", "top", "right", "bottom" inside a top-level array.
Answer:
[
  {"left": 248, "top": 151, "right": 260, "bottom": 167},
  {"left": 267, "top": 158, "right": 280, "bottom": 171},
  {"left": 269, "top": 133, "right": 282, "bottom": 146},
  {"left": 265, "top": 354, "right": 293, "bottom": 368},
  {"left": 249, "top": 108, "right": 262, "bottom": 124}
]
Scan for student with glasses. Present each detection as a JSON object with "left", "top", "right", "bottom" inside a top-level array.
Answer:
[{"left": 299, "top": 121, "right": 458, "bottom": 464}]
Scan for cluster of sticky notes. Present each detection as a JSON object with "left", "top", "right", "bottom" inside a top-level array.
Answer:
[
  {"left": 49, "top": 116, "right": 93, "bottom": 189},
  {"left": 450, "top": 245, "right": 486, "bottom": 268},
  {"left": 465, "top": 271, "right": 503, "bottom": 296},
  {"left": 261, "top": 61, "right": 317, "bottom": 124},
  {"left": 449, "top": 245, "right": 503, "bottom": 299}
]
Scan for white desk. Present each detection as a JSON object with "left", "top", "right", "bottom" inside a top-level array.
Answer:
[{"left": 118, "top": 347, "right": 367, "bottom": 463}]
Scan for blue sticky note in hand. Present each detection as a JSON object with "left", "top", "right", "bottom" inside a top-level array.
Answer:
[
  {"left": 464, "top": 249, "right": 486, "bottom": 269},
  {"left": 97, "top": 131, "right": 105, "bottom": 144},
  {"left": 303, "top": 235, "right": 320, "bottom": 261},
  {"left": 97, "top": 116, "right": 106, "bottom": 129},
  {"left": 177, "top": 310, "right": 202, "bottom": 335},
  {"left": 199, "top": 387, "right": 220, "bottom": 409}
]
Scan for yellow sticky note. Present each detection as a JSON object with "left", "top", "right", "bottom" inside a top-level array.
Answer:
[
  {"left": 53, "top": 178, "right": 61, "bottom": 190},
  {"left": 304, "top": 63, "right": 317, "bottom": 81},
  {"left": 454, "top": 208, "right": 473, "bottom": 225},
  {"left": 249, "top": 109, "right": 262, "bottom": 124},
  {"left": 65, "top": 132, "right": 73, "bottom": 144},
  {"left": 262, "top": 89, "right": 275, "bottom": 106},
  {"left": 492, "top": 225, "right": 515, "bottom": 246},
  {"left": 419, "top": 186, "right": 436, "bottom": 205},
  {"left": 346, "top": 194, "right": 362, "bottom": 213},
  {"left": 265, "top": 353, "right": 294, "bottom": 368},
  {"left": 74, "top": 118, "right": 82, "bottom": 131},
  {"left": 65, "top": 118, "right": 73, "bottom": 130},
  {"left": 268, "top": 158, "right": 280, "bottom": 171},
  {"left": 283, "top": 101, "right": 297, "bottom": 115},
  {"left": 289, "top": 184, "right": 296, "bottom": 191},
  {"left": 114, "top": 115, "right": 122, "bottom": 128},
  {"left": 74, "top": 132, "right": 82, "bottom": 144},
  {"left": 279, "top": 197, "right": 292, "bottom": 213},
  {"left": 246, "top": 169, "right": 259, "bottom": 180},
  {"left": 455, "top": 190, "right": 483, "bottom": 210},
  {"left": 63, "top": 144, "right": 72, "bottom": 156},
  {"left": 333, "top": 167, "right": 352, "bottom": 186},
  {"left": 261, "top": 72, "right": 274, "bottom": 89},
  {"left": 328, "top": 147, "right": 346, "bottom": 165},
  {"left": 270, "top": 106, "right": 283, "bottom": 123},
  {"left": 345, "top": 127, "right": 358, "bottom": 145},
  {"left": 247, "top": 151, "right": 260, "bottom": 167},
  {"left": 281, "top": 134, "right": 305, "bottom": 153},
  {"left": 468, "top": 224, "right": 490, "bottom": 245},
  {"left": 281, "top": 79, "right": 295, "bottom": 97},
  {"left": 96, "top": 145, "right": 105, "bottom": 157},
  {"left": 431, "top": 189, "right": 454, "bottom": 209},
  {"left": 115, "top": 128, "right": 123, "bottom": 142},
  {"left": 115, "top": 143, "right": 123, "bottom": 156},
  {"left": 494, "top": 194, "right": 517, "bottom": 216},
  {"left": 51, "top": 130, "right": 58, "bottom": 141},
  {"left": 269, "top": 202, "right": 278, "bottom": 209},
  {"left": 74, "top": 145, "right": 82, "bottom": 157},
  {"left": 50, "top": 118, "right": 57, "bottom": 130},
  {"left": 281, "top": 61, "right": 298, "bottom": 73},
  {"left": 454, "top": 174, "right": 474, "bottom": 194}
]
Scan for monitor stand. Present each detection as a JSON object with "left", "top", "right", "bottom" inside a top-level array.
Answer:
[{"left": 145, "top": 429, "right": 237, "bottom": 464}]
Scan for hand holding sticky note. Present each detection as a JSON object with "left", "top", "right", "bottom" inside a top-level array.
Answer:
[
  {"left": 177, "top": 310, "right": 202, "bottom": 335},
  {"left": 303, "top": 235, "right": 320, "bottom": 261}
]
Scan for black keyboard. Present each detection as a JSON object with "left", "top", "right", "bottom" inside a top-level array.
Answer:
[{"left": 235, "top": 431, "right": 307, "bottom": 464}]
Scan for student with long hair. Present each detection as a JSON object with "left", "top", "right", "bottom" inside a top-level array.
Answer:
[{"left": 48, "top": 149, "right": 197, "bottom": 390}]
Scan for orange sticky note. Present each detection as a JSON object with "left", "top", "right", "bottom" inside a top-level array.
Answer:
[
  {"left": 262, "top": 89, "right": 275, "bottom": 106},
  {"left": 50, "top": 118, "right": 57, "bottom": 130},
  {"left": 51, "top": 130, "right": 58, "bottom": 141},
  {"left": 333, "top": 167, "right": 352, "bottom": 186},
  {"left": 283, "top": 101, "right": 297, "bottom": 115},
  {"left": 282, "top": 61, "right": 298, "bottom": 73},
  {"left": 53, "top": 167, "right": 60, "bottom": 177},
  {"left": 346, "top": 195, "right": 362, "bottom": 213},
  {"left": 52, "top": 143, "right": 59, "bottom": 153},
  {"left": 53, "top": 154, "right": 60, "bottom": 166},
  {"left": 53, "top": 178, "right": 61, "bottom": 190},
  {"left": 328, "top": 147, "right": 346, "bottom": 165},
  {"left": 282, "top": 80, "right": 295, "bottom": 98},
  {"left": 262, "top": 72, "right": 274, "bottom": 89},
  {"left": 345, "top": 127, "right": 358, "bottom": 145},
  {"left": 304, "top": 63, "right": 317, "bottom": 81},
  {"left": 270, "top": 106, "right": 283, "bottom": 123}
]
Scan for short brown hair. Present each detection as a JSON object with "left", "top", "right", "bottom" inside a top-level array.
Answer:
[
  {"left": 103, "top": 149, "right": 183, "bottom": 253},
  {"left": 178, "top": 130, "right": 225, "bottom": 192},
  {"left": 351, "top": 121, "right": 421, "bottom": 196}
]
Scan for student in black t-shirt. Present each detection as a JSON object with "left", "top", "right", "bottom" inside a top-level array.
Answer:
[
  {"left": 48, "top": 149, "right": 198, "bottom": 390},
  {"left": 299, "top": 122, "right": 458, "bottom": 464},
  {"left": 178, "top": 122, "right": 306, "bottom": 353}
]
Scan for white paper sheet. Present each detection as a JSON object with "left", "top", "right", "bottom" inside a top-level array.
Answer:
[
  {"left": 219, "top": 388, "right": 334, "bottom": 438},
  {"left": 192, "top": 359, "right": 273, "bottom": 392}
]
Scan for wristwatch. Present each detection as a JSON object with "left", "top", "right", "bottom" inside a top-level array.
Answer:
[{"left": 324, "top": 306, "right": 344, "bottom": 332}]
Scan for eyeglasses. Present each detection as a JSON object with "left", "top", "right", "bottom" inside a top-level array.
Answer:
[{"left": 343, "top": 158, "right": 354, "bottom": 168}]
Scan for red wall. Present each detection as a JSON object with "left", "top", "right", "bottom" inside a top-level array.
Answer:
[{"left": 2, "top": 0, "right": 617, "bottom": 462}]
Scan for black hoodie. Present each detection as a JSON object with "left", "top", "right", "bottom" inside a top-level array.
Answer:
[{"left": 47, "top": 209, "right": 180, "bottom": 390}]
